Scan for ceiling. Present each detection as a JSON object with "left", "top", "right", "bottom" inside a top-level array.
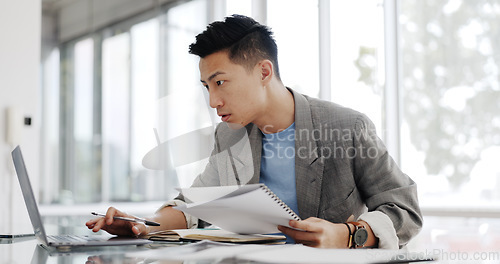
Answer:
[{"left": 42, "top": 0, "right": 83, "bottom": 12}]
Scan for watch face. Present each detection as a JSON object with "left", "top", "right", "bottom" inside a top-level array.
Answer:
[{"left": 354, "top": 228, "right": 368, "bottom": 246}]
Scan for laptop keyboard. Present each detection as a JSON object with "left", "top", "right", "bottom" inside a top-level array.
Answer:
[{"left": 48, "top": 235, "right": 102, "bottom": 243}]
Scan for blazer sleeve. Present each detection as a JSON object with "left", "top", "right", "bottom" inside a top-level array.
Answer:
[{"left": 351, "top": 114, "right": 423, "bottom": 247}]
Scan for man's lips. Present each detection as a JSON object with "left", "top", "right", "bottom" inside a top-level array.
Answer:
[{"left": 220, "top": 114, "right": 231, "bottom": 122}]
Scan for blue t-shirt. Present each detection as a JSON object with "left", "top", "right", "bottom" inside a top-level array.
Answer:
[{"left": 259, "top": 123, "right": 299, "bottom": 243}]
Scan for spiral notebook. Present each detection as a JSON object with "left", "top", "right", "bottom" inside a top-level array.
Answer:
[{"left": 174, "top": 184, "right": 301, "bottom": 234}]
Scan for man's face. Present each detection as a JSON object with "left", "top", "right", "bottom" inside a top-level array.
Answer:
[{"left": 200, "top": 51, "right": 265, "bottom": 129}]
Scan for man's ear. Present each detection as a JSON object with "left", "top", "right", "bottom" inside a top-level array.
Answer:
[{"left": 259, "top": 60, "right": 274, "bottom": 84}]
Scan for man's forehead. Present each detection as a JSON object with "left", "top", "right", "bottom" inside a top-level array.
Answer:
[
  {"left": 199, "top": 52, "right": 234, "bottom": 80},
  {"left": 200, "top": 51, "right": 229, "bottom": 66}
]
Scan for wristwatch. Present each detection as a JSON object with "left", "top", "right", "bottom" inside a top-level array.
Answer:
[{"left": 349, "top": 222, "right": 368, "bottom": 248}]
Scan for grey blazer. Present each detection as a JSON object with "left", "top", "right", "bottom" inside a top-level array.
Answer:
[{"left": 180, "top": 88, "right": 422, "bottom": 247}]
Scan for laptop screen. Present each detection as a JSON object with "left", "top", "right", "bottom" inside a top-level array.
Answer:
[{"left": 11, "top": 146, "right": 49, "bottom": 245}]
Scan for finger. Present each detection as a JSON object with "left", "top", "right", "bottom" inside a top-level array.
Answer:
[
  {"left": 278, "top": 225, "right": 296, "bottom": 240},
  {"left": 277, "top": 225, "right": 290, "bottom": 234},
  {"left": 279, "top": 225, "right": 318, "bottom": 243},
  {"left": 290, "top": 219, "right": 322, "bottom": 233},
  {"left": 105, "top": 207, "right": 119, "bottom": 225},
  {"left": 92, "top": 218, "right": 106, "bottom": 232},
  {"left": 131, "top": 224, "right": 148, "bottom": 236},
  {"left": 278, "top": 225, "right": 296, "bottom": 237},
  {"left": 302, "top": 217, "right": 323, "bottom": 223},
  {"left": 86, "top": 218, "right": 100, "bottom": 227}
]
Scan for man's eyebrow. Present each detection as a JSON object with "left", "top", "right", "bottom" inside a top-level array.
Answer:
[{"left": 201, "top": 71, "right": 225, "bottom": 83}]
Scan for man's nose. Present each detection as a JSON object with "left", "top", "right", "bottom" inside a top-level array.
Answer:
[{"left": 209, "top": 89, "right": 223, "bottom": 109}]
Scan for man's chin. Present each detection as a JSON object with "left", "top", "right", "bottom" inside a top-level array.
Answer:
[{"left": 225, "top": 122, "right": 245, "bottom": 130}]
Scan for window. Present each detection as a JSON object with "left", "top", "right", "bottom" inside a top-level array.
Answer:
[
  {"left": 102, "top": 32, "right": 131, "bottom": 202},
  {"left": 72, "top": 38, "right": 97, "bottom": 203},
  {"left": 330, "top": 0, "right": 385, "bottom": 134},
  {"left": 267, "top": 0, "right": 320, "bottom": 98},
  {"left": 130, "top": 19, "right": 163, "bottom": 201},
  {"left": 226, "top": 0, "right": 252, "bottom": 17},
  {"left": 399, "top": 0, "right": 500, "bottom": 208}
]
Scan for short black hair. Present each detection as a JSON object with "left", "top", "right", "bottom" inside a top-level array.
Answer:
[{"left": 189, "top": 14, "right": 281, "bottom": 80}]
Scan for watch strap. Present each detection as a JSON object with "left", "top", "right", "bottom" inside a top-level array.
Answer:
[{"left": 343, "top": 223, "right": 353, "bottom": 248}]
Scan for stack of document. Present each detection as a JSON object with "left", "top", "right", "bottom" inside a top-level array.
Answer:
[{"left": 143, "top": 228, "right": 285, "bottom": 243}]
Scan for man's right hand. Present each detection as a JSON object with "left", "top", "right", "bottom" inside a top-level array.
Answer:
[{"left": 85, "top": 207, "right": 149, "bottom": 237}]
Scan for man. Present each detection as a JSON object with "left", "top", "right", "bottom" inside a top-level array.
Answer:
[{"left": 86, "top": 15, "right": 422, "bottom": 249}]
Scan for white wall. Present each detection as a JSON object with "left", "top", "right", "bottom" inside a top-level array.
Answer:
[{"left": 0, "top": 0, "right": 41, "bottom": 235}]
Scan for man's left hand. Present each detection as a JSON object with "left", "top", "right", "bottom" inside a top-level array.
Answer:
[{"left": 278, "top": 217, "right": 350, "bottom": 248}]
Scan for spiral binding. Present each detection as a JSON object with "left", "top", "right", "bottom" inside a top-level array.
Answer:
[{"left": 260, "top": 185, "right": 301, "bottom": 221}]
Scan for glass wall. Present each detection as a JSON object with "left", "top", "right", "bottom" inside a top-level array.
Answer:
[
  {"left": 102, "top": 32, "right": 131, "bottom": 202},
  {"left": 226, "top": 0, "right": 252, "bottom": 17},
  {"left": 130, "top": 19, "right": 162, "bottom": 201},
  {"left": 399, "top": 0, "right": 500, "bottom": 208},
  {"left": 267, "top": 0, "right": 320, "bottom": 98},
  {"left": 330, "top": 0, "right": 385, "bottom": 134},
  {"left": 72, "top": 38, "right": 97, "bottom": 203}
]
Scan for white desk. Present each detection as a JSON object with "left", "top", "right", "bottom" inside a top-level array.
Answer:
[{"left": 2, "top": 215, "right": 500, "bottom": 263}]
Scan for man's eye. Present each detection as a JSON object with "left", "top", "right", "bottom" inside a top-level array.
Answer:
[
  {"left": 216, "top": 80, "right": 225, "bottom": 86},
  {"left": 203, "top": 84, "right": 209, "bottom": 90}
]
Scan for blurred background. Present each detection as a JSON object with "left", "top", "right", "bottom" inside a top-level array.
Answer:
[{"left": 1, "top": 0, "right": 499, "bottom": 254}]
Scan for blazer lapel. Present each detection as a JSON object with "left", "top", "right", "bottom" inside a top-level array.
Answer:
[
  {"left": 219, "top": 124, "right": 262, "bottom": 186},
  {"left": 291, "top": 89, "right": 325, "bottom": 219},
  {"left": 246, "top": 123, "right": 262, "bottom": 184}
]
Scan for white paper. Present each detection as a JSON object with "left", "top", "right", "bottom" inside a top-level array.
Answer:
[
  {"left": 174, "top": 184, "right": 299, "bottom": 234},
  {"left": 127, "top": 241, "right": 417, "bottom": 264},
  {"left": 176, "top": 185, "right": 243, "bottom": 203},
  {"left": 237, "top": 244, "right": 401, "bottom": 264}
]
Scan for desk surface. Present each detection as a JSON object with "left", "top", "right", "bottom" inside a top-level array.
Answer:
[
  {"left": 2, "top": 215, "right": 500, "bottom": 264},
  {"left": 0, "top": 236, "right": 481, "bottom": 264},
  {"left": 1, "top": 238, "right": 187, "bottom": 264}
]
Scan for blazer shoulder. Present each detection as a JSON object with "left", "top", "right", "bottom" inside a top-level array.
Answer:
[{"left": 303, "top": 94, "right": 371, "bottom": 130}]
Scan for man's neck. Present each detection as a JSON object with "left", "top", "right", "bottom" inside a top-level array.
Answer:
[{"left": 255, "top": 82, "right": 295, "bottom": 134}]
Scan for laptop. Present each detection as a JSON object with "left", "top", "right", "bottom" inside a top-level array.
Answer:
[{"left": 11, "top": 145, "right": 152, "bottom": 249}]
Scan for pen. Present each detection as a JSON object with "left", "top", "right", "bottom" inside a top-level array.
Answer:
[{"left": 91, "top": 212, "right": 161, "bottom": 226}]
